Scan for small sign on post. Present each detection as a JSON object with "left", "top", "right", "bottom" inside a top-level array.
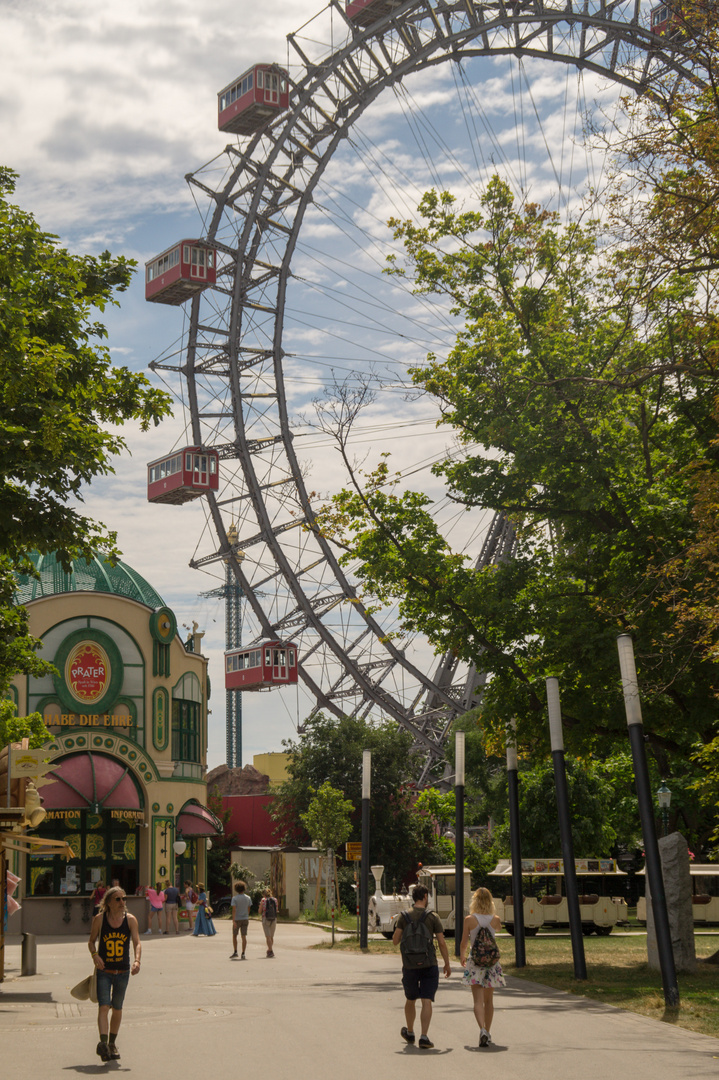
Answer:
[
  {"left": 10, "top": 750, "right": 56, "bottom": 781},
  {"left": 346, "top": 842, "right": 362, "bottom": 861}
]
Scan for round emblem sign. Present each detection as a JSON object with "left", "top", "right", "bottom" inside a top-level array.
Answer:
[{"left": 65, "top": 641, "right": 111, "bottom": 705}]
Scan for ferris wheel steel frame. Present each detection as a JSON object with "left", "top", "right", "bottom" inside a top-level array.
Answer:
[{"left": 151, "top": 0, "right": 708, "bottom": 785}]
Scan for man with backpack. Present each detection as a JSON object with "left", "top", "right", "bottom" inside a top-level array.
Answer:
[
  {"left": 392, "top": 884, "right": 452, "bottom": 1050},
  {"left": 259, "top": 888, "right": 278, "bottom": 957}
]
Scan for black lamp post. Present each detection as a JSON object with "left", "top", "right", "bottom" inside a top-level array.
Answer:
[
  {"left": 617, "top": 634, "right": 679, "bottom": 1008},
  {"left": 359, "top": 749, "right": 371, "bottom": 949},
  {"left": 657, "top": 782, "right": 671, "bottom": 838},
  {"left": 506, "top": 718, "right": 526, "bottom": 968},
  {"left": 545, "top": 677, "right": 587, "bottom": 980},
  {"left": 454, "top": 730, "right": 465, "bottom": 959}
]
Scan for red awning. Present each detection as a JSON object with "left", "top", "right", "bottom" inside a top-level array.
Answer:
[
  {"left": 40, "top": 753, "right": 142, "bottom": 812},
  {"left": 176, "top": 800, "right": 223, "bottom": 837}
]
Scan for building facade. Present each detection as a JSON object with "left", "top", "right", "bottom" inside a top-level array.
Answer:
[{"left": 7, "top": 552, "right": 221, "bottom": 934}]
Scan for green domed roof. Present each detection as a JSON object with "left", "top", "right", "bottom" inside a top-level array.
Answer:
[{"left": 15, "top": 551, "right": 166, "bottom": 609}]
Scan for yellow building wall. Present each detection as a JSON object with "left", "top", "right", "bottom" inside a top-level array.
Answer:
[{"left": 253, "top": 752, "right": 290, "bottom": 785}]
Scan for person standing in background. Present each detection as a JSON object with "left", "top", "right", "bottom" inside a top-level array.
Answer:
[
  {"left": 163, "top": 880, "right": 180, "bottom": 934},
  {"left": 192, "top": 883, "right": 216, "bottom": 937},
  {"left": 182, "top": 880, "right": 198, "bottom": 932},
  {"left": 230, "top": 881, "right": 251, "bottom": 959},
  {"left": 144, "top": 882, "right": 165, "bottom": 934},
  {"left": 91, "top": 879, "right": 106, "bottom": 916},
  {"left": 259, "top": 887, "right": 278, "bottom": 958}
]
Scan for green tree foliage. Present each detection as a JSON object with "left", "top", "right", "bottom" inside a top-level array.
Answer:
[
  {"left": 270, "top": 713, "right": 439, "bottom": 887},
  {"left": 333, "top": 175, "right": 718, "bottom": 765},
  {"left": 0, "top": 168, "right": 172, "bottom": 701},
  {"left": 0, "top": 699, "right": 49, "bottom": 750},
  {"left": 301, "top": 781, "right": 354, "bottom": 853}
]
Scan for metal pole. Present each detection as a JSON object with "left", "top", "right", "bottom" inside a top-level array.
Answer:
[
  {"left": 359, "top": 749, "right": 371, "bottom": 949},
  {"left": 546, "top": 678, "right": 587, "bottom": 980},
  {"left": 617, "top": 635, "right": 679, "bottom": 1008},
  {"left": 506, "top": 719, "right": 526, "bottom": 967},
  {"left": 454, "top": 731, "right": 465, "bottom": 958}
]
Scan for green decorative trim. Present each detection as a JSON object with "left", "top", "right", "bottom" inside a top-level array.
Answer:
[
  {"left": 52, "top": 627, "right": 124, "bottom": 713},
  {"left": 152, "top": 687, "right": 170, "bottom": 751},
  {"left": 152, "top": 802, "right": 160, "bottom": 813},
  {"left": 7, "top": 684, "right": 19, "bottom": 707},
  {"left": 166, "top": 803, "right": 174, "bottom": 813}
]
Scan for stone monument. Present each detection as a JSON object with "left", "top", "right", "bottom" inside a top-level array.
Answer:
[{"left": 646, "top": 831, "right": 696, "bottom": 973}]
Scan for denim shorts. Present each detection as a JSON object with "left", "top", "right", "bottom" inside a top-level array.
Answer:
[
  {"left": 402, "top": 965, "right": 440, "bottom": 1001},
  {"left": 96, "top": 969, "right": 130, "bottom": 1010}
]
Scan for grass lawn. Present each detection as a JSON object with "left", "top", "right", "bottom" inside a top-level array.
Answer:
[{"left": 314, "top": 931, "right": 719, "bottom": 1039}]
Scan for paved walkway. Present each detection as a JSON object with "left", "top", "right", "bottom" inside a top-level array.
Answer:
[{"left": 1, "top": 923, "right": 717, "bottom": 1078}]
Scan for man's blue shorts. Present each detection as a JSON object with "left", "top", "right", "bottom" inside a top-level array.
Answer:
[
  {"left": 96, "top": 969, "right": 130, "bottom": 1010},
  {"left": 402, "top": 965, "right": 440, "bottom": 1001}
]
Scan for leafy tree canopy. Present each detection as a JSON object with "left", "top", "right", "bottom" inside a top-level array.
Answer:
[
  {"left": 301, "top": 781, "right": 354, "bottom": 853},
  {"left": 270, "top": 712, "right": 440, "bottom": 887},
  {"left": 0, "top": 167, "right": 172, "bottom": 701}
]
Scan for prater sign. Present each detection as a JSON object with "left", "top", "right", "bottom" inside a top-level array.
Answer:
[{"left": 65, "top": 641, "right": 110, "bottom": 705}]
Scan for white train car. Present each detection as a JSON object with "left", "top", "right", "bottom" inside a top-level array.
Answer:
[
  {"left": 368, "top": 864, "right": 472, "bottom": 937},
  {"left": 636, "top": 863, "right": 719, "bottom": 925},
  {"left": 489, "top": 858, "right": 629, "bottom": 936}
]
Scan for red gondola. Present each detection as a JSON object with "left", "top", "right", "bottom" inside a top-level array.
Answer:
[
  {"left": 650, "top": 3, "right": 672, "bottom": 32},
  {"left": 145, "top": 240, "right": 217, "bottom": 305},
  {"left": 650, "top": 0, "right": 714, "bottom": 35},
  {"left": 218, "top": 65, "right": 289, "bottom": 136},
  {"left": 346, "top": 0, "right": 404, "bottom": 27},
  {"left": 225, "top": 640, "right": 298, "bottom": 691},
  {"left": 147, "top": 447, "right": 220, "bottom": 505}
]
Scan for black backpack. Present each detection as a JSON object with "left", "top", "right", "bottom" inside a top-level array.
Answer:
[
  {"left": 399, "top": 910, "right": 436, "bottom": 968},
  {"left": 264, "top": 896, "right": 277, "bottom": 920},
  {"left": 470, "top": 924, "right": 500, "bottom": 968}
]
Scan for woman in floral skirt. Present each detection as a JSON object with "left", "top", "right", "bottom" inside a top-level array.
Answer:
[{"left": 459, "top": 887, "right": 506, "bottom": 1048}]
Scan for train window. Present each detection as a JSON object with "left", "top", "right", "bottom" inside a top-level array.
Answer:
[
  {"left": 183, "top": 245, "right": 190, "bottom": 262},
  {"left": 257, "top": 69, "right": 263, "bottom": 89},
  {"left": 185, "top": 453, "right": 192, "bottom": 470},
  {"left": 209, "top": 457, "right": 217, "bottom": 474},
  {"left": 279, "top": 649, "right": 286, "bottom": 665},
  {"left": 265, "top": 649, "right": 271, "bottom": 665},
  {"left": 289, "top": 651, "right": 295, "bottom": 667}
]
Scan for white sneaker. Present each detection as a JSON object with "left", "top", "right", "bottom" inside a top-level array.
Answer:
[
  {"left": 144, "top": 929, "right": 153, "bottom": 935},
  {"left": 479, "top": 1029, "right": 489, "bottom": 1047}
]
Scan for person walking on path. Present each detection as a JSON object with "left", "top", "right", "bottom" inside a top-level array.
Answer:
[
  {"left": 230, "top": 881, "right": 251, "bottom": 959},
  {"left": 163, "top": 881, "right": 181, "bottom": 934},
  {"left": 392, "top": 883, "right": 451, "bottom": 1050},
  {"left": 88, "top": 885, "right": 141, "bottom": 1062},
  {"left": 259, "top": 887, "right": 278, "bottom": 957},
  {"left": 144, "top": 882, "right": 165, "bottom": 934},
  {"left": 192, "top": 883, "right": 216, "bottom": 937},
  {"left": 459, "top": 886, "right": 506, "bottom": 1047},
  {"left": 182, "top": 880, "right": 198, "bottom": 931}
]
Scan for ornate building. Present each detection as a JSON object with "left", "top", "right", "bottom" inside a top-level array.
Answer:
[{"left": 7, "top": 552, "right": 221, "bottom": 934}]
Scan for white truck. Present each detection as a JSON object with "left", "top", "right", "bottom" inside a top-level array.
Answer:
[
  {"left": 368, "top": 864, "right": 473, "bottom": 937},
  {"left": 489, "top": 858, "right": 629, "bottom": 936}
]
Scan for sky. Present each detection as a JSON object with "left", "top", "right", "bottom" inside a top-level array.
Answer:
[{"left": 1, "top": 0, "right": 649, "bottom": 770}]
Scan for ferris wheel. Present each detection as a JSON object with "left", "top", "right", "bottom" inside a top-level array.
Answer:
[{"left": 146, "top": 0, "right": 705, "bottom": 785}]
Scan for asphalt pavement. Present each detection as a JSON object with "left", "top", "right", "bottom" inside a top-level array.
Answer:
[{"left": 1, "top": 922, "right": 718, "bottom": 1078}]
